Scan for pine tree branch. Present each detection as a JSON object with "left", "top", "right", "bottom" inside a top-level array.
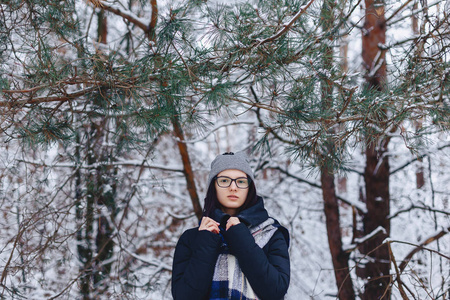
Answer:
[
  {"left": 251, "top": 86, "right": 299, "bottom": 146},
  {"left": 0, "top": 86, "right": 100, "bottom": 107},
  {"left": 16, "top": 159, "right": 184, "bottom": 172},
  {"left": 180, "top": 121, "right": 255, "bottom": 144},
  {"left": 88, "top": 0, "right": 158, "bottom": 40},
  {"left": 228, "top": 96, "right": 289, "bottom": 116},
  {"left": 256, "top": 0, "right": 316, "bottom": 46},
  {"left": 88, "top": 0, "right": 152, "bottom": 34}
]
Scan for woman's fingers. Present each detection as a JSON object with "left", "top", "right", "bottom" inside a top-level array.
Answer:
[
  {"left": 226, "top": 217, "right": 240, "bottom": 231},
  {"left": 199, "top": 217, "right": 220, "bottom": 233},
  {"left": 199, "top": 216, "right": 242, "bottom": 232},
  {"left": 209, "top": 224, "right": 220, "bottom": 234}
]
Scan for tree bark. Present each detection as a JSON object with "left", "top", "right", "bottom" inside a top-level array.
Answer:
[
  {"left": 321, "top": 169, "right": 356, "bottom": 300},
  {"left": 172, "top": 116, "right": 203, "bottom": 221},
  {"left": 320, "top": 2, "right": 355, "bottom": 299},
  {"left": 362, "top": 142, "right": 391, "bottom": 299},
  {"left": 412, "top": 0, "right": 426, "bottom": 189},
  {"left": 360, "top": 1, "right": 391, "bottom": 299},
  {"left": 97, "top": 9, "right": 108, "bottom": 44},
  {"left": 362, "top": 0, "right": 387, "bottom": 87}
]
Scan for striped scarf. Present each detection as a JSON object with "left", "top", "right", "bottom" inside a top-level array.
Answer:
[{"left": 209, "top": 218, "right": 278, "bottom": 300}]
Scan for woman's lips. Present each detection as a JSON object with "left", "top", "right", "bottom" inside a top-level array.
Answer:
[{"left": 227, "top": 195, "right": 239, "bottom": 200}]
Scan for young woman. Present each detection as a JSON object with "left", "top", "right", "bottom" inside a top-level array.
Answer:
[{"left": 172, "top": 152, "right": 290, "bottom": 300}]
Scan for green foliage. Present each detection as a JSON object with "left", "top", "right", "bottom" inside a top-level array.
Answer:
[
  {"left": 17, "top": 113, "right": 74, "bottom": 148},
  {"left": 0, "top": 0, "right": 448, "bottom": 166},
  {"left": 0, "top": 75, "right": 9, "bottom": 90}
]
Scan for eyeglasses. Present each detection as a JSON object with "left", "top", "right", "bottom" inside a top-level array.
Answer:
[{"left": 215, "top": 176, "right": 250, "bottom": 189}]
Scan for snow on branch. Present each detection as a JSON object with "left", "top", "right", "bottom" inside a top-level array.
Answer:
[
  {"left": 343, "top": 226, "right": 386, "bottom": 252},
  {"left": 355, "top": 226, "right": 386, "bottom": 245}
]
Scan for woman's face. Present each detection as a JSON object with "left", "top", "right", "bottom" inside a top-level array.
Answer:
[{"left": 215, "top": 169, "right": 249, "bottom": 216}]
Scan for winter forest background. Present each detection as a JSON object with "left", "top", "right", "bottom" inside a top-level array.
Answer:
[{"left": 1, "top": 0, "right": 449, "bottom": 299}]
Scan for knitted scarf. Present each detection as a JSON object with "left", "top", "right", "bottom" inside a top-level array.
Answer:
[{"left": 209, "top": 218, "right": 278, "bottom": 300}]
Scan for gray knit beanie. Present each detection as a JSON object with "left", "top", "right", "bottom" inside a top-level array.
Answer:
[{"left": 207, "top": 151, "right": 254, "bottom": 187}]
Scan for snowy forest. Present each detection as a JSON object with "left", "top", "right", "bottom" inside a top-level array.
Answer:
[{"left": 0, "top": 0, "right": 449, "bottom": 299}]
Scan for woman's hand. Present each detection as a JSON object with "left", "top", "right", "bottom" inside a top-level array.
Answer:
[
  {"left": 226, "top": 217, "right": 240, "bottom": 231},
  {"left": 199, "top": 217, "right": 220, "bottom": 234}
]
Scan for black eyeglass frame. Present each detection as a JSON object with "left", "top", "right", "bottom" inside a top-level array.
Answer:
[{"left": 215, "top": 176, "right": 250, "bottom": 189}]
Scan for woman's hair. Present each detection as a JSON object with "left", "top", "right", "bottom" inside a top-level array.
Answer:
[{"left": 202, "top": 175, "right": 258, "bottom": 217}]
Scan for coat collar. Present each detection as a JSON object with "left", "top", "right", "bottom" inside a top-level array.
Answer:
[{"left": 212, "top": 196, "right": 269, "bottom": 228}]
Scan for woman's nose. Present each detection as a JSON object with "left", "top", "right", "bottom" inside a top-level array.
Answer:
[{"left": 229, "top": 181, "right": 238, "bottom": 190}]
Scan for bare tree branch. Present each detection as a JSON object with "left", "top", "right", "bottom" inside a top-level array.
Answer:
[
  {"left": 385, "top": 0, "right": 414, "bottom": 24},
  {"left": 267, "top": 166, "right": 367, "bottom": 214},
  {"left": 398, "top": 226, "right": 450, "bottom": 272},
  {"left": 387, "top": 242, "right": 409, "bottom": 300},
  {"left": 389, "top": 204, "right": 450, "bottom": 219},
  {"left": 390, "top": 144, "right": 450, "bottom": 175}
]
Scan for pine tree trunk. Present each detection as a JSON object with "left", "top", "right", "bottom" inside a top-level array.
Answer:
[
  {"left": 338, "top": 2, "right": 349, "bottom": 194},
  {"left": 320, "top": 2, "right": 355, "bottom": 298},
  {"left": 97, "top": 9, "right": 108, "bottom": 44},
  {"left": 361, "top": 1, "right": 391, "bottom": 299},
  {"left": 90, "top": 10, "right": 115, "bottom": 295},
  {"left": 75, "top": 12, "right": 117, "bottom": 298},
  {"left": 84, "top": 124, "right": 97, "bottom": 300},
  {"left": 93, "top": 159, "right": 116, "bottom": 291},
  {"left": 412, "top": 0, "right": 425, "bottom": 189},
  {"left": 75, "top": 131, "right": 92, "bottom": 300},
  {"left": 362, "top": 142, "right": 391, "bottom": 299},
  {"left": 321, "top": 169, "right": 356, "bottom": 300}
]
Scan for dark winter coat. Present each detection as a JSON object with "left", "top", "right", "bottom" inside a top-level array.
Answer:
[{"left": 171, "top": 198, "right": 290, "bottom": 300}]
